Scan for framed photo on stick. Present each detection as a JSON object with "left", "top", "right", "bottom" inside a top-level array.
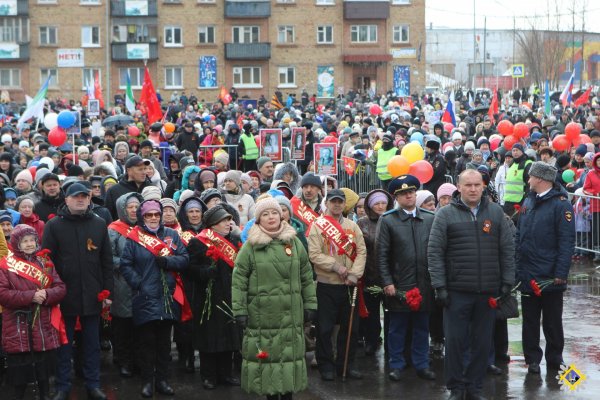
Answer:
[
  {"left": 314, "top": 143, "right": 337, "bottom": 175},
  {"left": 290, "top": 127, "right": 306, "bottom": 160},
  {"left": 260, "top": 128, "right": 283, "bottom": 162}
]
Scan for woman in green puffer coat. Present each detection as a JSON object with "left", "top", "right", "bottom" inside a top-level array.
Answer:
[{"left": 232, "top": 198, "right": 317, "bottom": 400}]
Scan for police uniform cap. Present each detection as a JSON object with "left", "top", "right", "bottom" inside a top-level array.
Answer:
[{"left": 387, "top": 174, "right": 420, "bottom": 196}]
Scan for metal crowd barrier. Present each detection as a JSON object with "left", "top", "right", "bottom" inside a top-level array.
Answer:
[
  {"left": 335, "top": 157, "right": 381, "bottom": 194},
  {"left": 198, "top": 144, "right": 238, "bottom": 165},
  {"left": 567, "top": 192, "right": 600, "bottom": 255}
]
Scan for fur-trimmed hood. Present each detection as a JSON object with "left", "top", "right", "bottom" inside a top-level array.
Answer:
[{"left": 245, "top": 220, "right": 297, "bottom": 247}]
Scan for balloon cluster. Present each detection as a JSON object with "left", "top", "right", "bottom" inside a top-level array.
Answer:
[
  {"left": 44, "top": 110, "right": 75, "bottom": 147},
  {"left": 386, "top": 142, "right": 434, "bottom": 184}
]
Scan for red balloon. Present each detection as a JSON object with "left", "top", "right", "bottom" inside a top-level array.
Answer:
[
  {"left": 497, "top": 120, "right": 514, "bottom": 136},
  {"left": 490, "top": 137, "right": 502, "bottom": 151},
  {"left": 443, "top": 122, "right": 454, "bottom": 132},
  {"left": 127, "top": 125, "right": 140, "bottom": 137},
  {"left": 408, "top": 160, "right": 434, "bottom": 184},
  {"left": 28, "top": 166, "right": 37, "bottom": 180},
  {"left": 323, "top": 135, "right": 337, "bottom": 144},
  {"left": 552, "top": 134, "right": 570, "bottom": 152},
  {"left": 48, "top": 127, "right": 67, "bottom": 147},
  {"left": 513, "top": 122, "right": 529, "bottom": 139},
  {"left": 565, "top": 122, "right": 581, "bottom": 142},
  {"left": 369, "top": 104, "right": 382, "bottom": 116},
  {"left": 503, "top": 135, "right": 518, "bottom": 150},
  {"left": 572, "top": 134, "right": 591, "bottom": 147}
]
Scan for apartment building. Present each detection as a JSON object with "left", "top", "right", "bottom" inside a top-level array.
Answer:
[{"left": 0, "top": 0, "right": 425, "bottom": 104}]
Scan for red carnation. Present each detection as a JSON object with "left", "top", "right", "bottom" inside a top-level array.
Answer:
[
  {"left": 97, "top": 290, "right": 111, "bottom": 302},
  {"left": 488, "top": 297, "right": 498, "bottom": 309},
  {"left": 36, "top": 249, "right": 51, "bottom": 257},
  {"left": 257, "top": 350, "right": 269, "bottom": 360},
  {"left": 206, "top": 246, "right": 220, "bottom": 262},
  {"left": 405, "top": 287, "right": 422, "bottom": 311},
  {"left": 513, "top": 204, "right": 521, "bottom": 212},
  {"left": 530, "top": 279, "right": 542, "bottom": 297},
  {"left": 48, "top": 213, "right": 56, "bottom": 220}
]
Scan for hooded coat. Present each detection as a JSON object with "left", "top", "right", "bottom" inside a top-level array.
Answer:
[
  {"left": 0, "top": 225, "right": 66, "bottom": 354},
  {"left": 224, "top": 124, "right": 241, "bottom": 170},
  {"left": 119, "top": 201, "right": 189, "bottom": 326},
  {"left": 173, "top": 166, "right": 201, "bottom": 203},
  {"left": 104, "top": 175, "right": 152, "bottom": 219},
  {"left": 273, "top": 162, "right": 301, "bottom": 194},
  {"left": 108, "top": 193, "right": 143, "bottom": 318},
  {"left": 232, "top": 222, "right": 316, "bottom": 396},
  {"left": 42, "top": 204, "right": 114, "bottom": 316},
  {"left": 583, "top": 152, "right": 600, "bottom": 212},
  {"left": 357, "top": 189, "right": 393, "bottom": 286}
]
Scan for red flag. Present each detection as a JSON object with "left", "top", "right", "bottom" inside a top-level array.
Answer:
[
  {"left": 219, "top": 86, "right": 232, "bottom": 105},
  {"left": 140, "top": 67, "right": 162, "bottom": 123},
  {"left": 94, "top": 71, "right": 104, "bottom": 109},
  {"left": 343, "top": 156, "right": 356, "bottom": 176},
  {"left": 488, "top": 88, "right": 498, "bottom": 124},
  {"left": 574, "top": 87, "right": 593, "bottom": 107}
]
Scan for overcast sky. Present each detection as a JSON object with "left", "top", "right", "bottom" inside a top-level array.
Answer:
[{"left": 426, "top": 0, "right": 599, "bottom": 33}]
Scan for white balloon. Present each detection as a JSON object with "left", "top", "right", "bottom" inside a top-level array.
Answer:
[
  {"left": 44, "top": 113, "right": 58, "bottom": 130},
  {"left": 39, "top": 156, "right": 55, "bottom": 172}
]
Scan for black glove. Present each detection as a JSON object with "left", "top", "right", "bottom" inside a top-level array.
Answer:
[
  {"left": 435, "top": 288, "right": 450, "bottom": 307},
  {"left": 235, "top": 315, "right": 248, "bottom": 329},
  {"left": 500, "top": 284, "right": 512, "bottom": 296},
  {"left": 206, "top": 265, "right": 219, "bottom": 279},
  {"left": 155, "top": 256, "right": 168, "bottom": 270},
  {"left": 304, "top": 309, "right": 317, "bottom": 323}
]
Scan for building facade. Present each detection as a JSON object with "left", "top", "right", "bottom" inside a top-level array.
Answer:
[{"left": 1, "top": 0, "right": 426, "bottom": 104}]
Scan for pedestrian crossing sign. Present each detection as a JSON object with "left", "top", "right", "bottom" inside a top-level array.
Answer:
[{"left": 512, "top": 64, "right": 525, "bottom": 78}]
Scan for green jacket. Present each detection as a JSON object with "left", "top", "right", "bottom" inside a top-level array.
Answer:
[{"left": 232, "top": 222, "right": 317, "bottom": 396}]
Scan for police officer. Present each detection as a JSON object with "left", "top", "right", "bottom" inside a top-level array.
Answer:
[
  {"left": 238, "top": 123, "right": 259, "bottom": 172},
  {"left": 503, "top": 143, "right": 532, "bottom": 214},
  {"left": 377, "top": 175, "right": 436, "bottom": 382},
  {"left": 375, "top": 132, "right": 400, "bottom": 191},
  {"left": 516, "top": 162, "right": 575, "bottom": 374},
  {"left": 428, "top": 169, "right": 515, "bottom": 400},
  {"left": 424, "top": 136, "right": 447, "bottom": 199}
]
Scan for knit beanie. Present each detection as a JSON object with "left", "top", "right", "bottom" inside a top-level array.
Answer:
[
  {"left": 416, "top": 190, "right": 434, "bottom": 208},
  {"left": 184, "top": 199, "right": 203, "bottom": 212},
  {"left": 367, "top": 192, "right": 389, "bottom": 209},
  {"left": 141, "top": 186, "right": 162, "bottom": 201},
  {"left": 140, "top": 199, "right": 161, "bottom": 216},
  {"left": 224, "top": 170, "right": 241, "bottom": 186},
  {"left": 160, "top": 198, "right": 179, "bottom": 213},
  {"left": 575, "top": 144, "right": 588, "bottom": 157},
  {"left": 254, "top": 197, "right": 282, "bottom": 220},
  {"left": 199, "top": 169, "right": 216, "bottom": 183},
  {"left": 15, "top": 169, "right": 33, "bottom": 185},
  {"left": 464, "top": 141, "right": 475, "bottom": 151},
  {"left": 35, "top": 168, "right": 51, "bottom": 185},
  {"left": 437, "top": 183, "right": 457, "bottom": 199},
  {"left": 202, "top": 204, "right": 232, "bottom": 227},
  {"left": 256, "top": 156, "right": 272, "bottom": 170},
  {"left": 179, "top": 189, "right": 195, "bottom": 205},
  {"left": 274, "top": 195, "right": 292, "bottom": 215},
  {"left": 214, "top": 152, "right": 229, "bottom": 166},
  {"left": 240, "top": 173, "right": 252, "bottom": 187}
]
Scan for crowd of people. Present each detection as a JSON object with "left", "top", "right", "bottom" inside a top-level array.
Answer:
[{"left": 0, "top": 85, "right": 588, "bottom": 400}]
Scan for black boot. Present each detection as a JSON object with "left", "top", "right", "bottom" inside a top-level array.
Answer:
[
  {"left": 281, "top": 393, "right": 293, "bottom": 400},
  {"left": 13, "top": 384, "right": 26, "bottom": 400},
  {"left": 38, "top": 379, "right": 51, "bottom": 400}
]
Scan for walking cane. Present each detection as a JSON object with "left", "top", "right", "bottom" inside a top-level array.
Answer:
[{"left": 342, "top": 286, "right": 358, "bottom": 382}]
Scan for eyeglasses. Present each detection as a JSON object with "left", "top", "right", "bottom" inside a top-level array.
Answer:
[{"left": 143, "top": 212, "right": 161, "bottom": 219}]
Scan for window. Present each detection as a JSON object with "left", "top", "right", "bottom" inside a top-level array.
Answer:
[
  {"left": 351, "top": 25, "right": 377, "bottom": 43},
  {"left": 39, "top": 26, "right": 57, "bottom": 45},
  {"left": 82, "top": 68, "right": 101, "bottom": 90},
  {"left": 277, "top": 26, "right": 294, "bottom": 44},
  {"left": 277, "top": 0, "right": 295, "bottom": 3},
  {"left": 393, "top": 25, "right": 409, "bottom": 43},
  {"left": 82, "top": 26, "right": 100, "bottom": 47},
  {"left": 392, "top": 0, "right": 411, "bottom": 4},
  {"left": 278, "top": 67, "right": 295, "bottom": 87},
  {"left": 0, "top": 69, "right": 21, "bottom": 88},
  {"left": 165, "top": 67, "right": 183, "bottom": 89},
  {"left": 37, "top": 0, "right": 57, "bottom": 4},
  {"left": 164, "top": 26, "right": 182, "bottom": 47},
  {"left": 198, "top": 25, "right": 215, "bottom": 44},
  {"left": 316, "top": 0, "right": 334, "bottom": 4},
  {"left": 0, "top": 17, "right": 30, "bottom": 43},
  {"left": 80, "top": 0, "right": 101, "bottom": 4},
  {"left": 197, "top": 0, "right": 215, "bottom": 3},
  {"left": 112, "top": 24, "right": 158, "bottom": 43},
  {"left": 233, "top": 66, "right": 261, "bottom": 87},
  {"left": 40, "top": 69, "right": 58, "bottom": 87},
  {"left": 119, "top": 67, "right": 144, "bottom": 89},
  {"left": 232, "top": 26, "right": 259, "bottom": 44},
  {"left": 317, "top": 25, "right": 333, "bottom": 44}
]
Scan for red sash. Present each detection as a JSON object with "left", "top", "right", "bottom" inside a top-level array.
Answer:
[
  {"left": 313, "top": 216, "right": 357, "bottom": 262},
  {"left": 195, "top": 229, "right": 238, "bottom": 268},
  {"left": 291, "top": 196, "right": 320, "bottom": 235},
  {"left": 179, "top": 230, "right": 195, "bottom": 247},
  {"left": 127, "top": 227, "right": 193, "bottom": 322},
  {"left": 0, "top": 254, "right": 68, "bottom": 344},
  {"left": 108, "top": 220, "right": 133, "bottom": 237}
]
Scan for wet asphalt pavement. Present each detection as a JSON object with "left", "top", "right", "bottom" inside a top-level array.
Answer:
[{"left": 4, "top": 262, "right": 600, "bottom": 400}]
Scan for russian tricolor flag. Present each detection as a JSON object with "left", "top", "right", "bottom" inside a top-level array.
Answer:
[
  {"left": 560, "top": 71, "right": 575, "bottom": 107},
  {"left": 442, "top": 90, "right": 456, "bottom": 126}
]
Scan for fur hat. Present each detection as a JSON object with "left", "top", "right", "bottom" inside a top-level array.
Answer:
[
  {"left": 10, "top": 224, "right": 39, "bottom": 257},
  {"left": 160, "top": 198, "right": 179, "bottom": 213},
  {"left": 254, "top": 197, "right": 282, "bottom": 220},
  {"left": 529, "top": 161, "right": 558, "bottom": 182},
  {"left": 202, "top": 204, "right": 231, "bottom": 227}
]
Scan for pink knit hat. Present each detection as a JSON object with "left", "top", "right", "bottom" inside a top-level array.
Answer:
[{"left": 437, "top": 183, "right": 457, "bottom": 199}]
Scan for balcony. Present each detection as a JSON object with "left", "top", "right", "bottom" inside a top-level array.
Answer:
[
  {"left": 225, "top": 1, "right": 270, "bottom": 18},
  {"left": 111, "top": 0, "right": 157, "bottom": 17},
  {"left": 0, "top": 0, "right": 28, "bottom": 16},
  {"left": 111, "top": 42, "right": 158, "bottom": 61},
  {"left": 344, "top": 1, "right": 389, "bottom": 19},
  {"left": 0, "top": 43, "right": 29, "bottom": 62},
  {"left": 225, "top": 42, "right": 270, "bottom": 60}
]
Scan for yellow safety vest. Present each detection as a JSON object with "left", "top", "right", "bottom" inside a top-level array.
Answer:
[
  {"left": 240, "top": 134, "right": 258, "bottom": 160},
  {"left": 504, "top": 160, "right": 532, "bottom": 203},
  {"left": 376, "top": 147, "right": 397, "bottom": 181}
]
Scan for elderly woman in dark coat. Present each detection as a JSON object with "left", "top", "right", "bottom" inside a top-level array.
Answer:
[
  {"left": 120, "top": 199, "right": 189, "bottom": 398},
  {"left": 188, "top": 204, "right": 242, "bottom": 390}
]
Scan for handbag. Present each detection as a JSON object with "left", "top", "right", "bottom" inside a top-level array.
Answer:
[{"left": 495, "top": 294, "right": 519, "bottom": 320}]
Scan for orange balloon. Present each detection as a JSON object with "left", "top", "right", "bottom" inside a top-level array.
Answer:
[
  {"left": 164, "top": 122, "right": 175, "bottom": 133},
  {"left": 387, "top": 155, "right": 410, "bottom": 178},
  {"left": 408, "top": 160, "right": 434, "bottom": 184}
]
